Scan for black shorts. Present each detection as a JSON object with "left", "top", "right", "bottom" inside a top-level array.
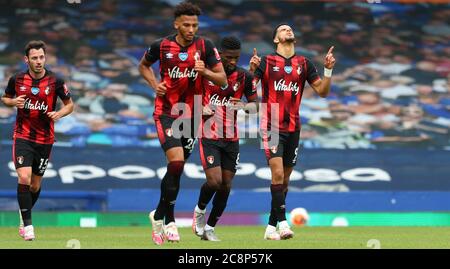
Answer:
[
  {"left": 199, "top": 138, "right": 240, "bottom": 173},
  {"left": 13, "top": 138, "right": 53, "bottom": 176},
  {"left": 262, "top": 130, "right": 300, "bottom": 167},
  {"left": 154, "top": 115, "right": 197, "bottom": 160}
]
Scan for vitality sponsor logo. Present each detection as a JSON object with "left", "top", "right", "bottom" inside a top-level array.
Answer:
[
  {"left": 274, "top": 79, "right": 299, "bottom": 95},
  {"left": 167, "top": 66, "right": 198, "bottom": 81},
  {"left": 209, "top": 94, "right": 232, "bottom": 107},
  {"left": 24, "top": 99, "right": 48, "bottom": 113}
]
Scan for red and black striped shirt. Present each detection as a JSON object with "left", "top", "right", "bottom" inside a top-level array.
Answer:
[
  {"left": 3, "top": 69, "right": 71, "bottom": 144},
  {"left": 202, "top": 67, "right": 257, "bottom": 141},
  {"left": 144, "top": 34, "right": 222, "bottom": 119},
  {"left": 254, "top": 53, "right": 320, "bottom": 132}
]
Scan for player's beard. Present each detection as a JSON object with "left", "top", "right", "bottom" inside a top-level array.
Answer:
[
  {"left": 182, "top": 31, "right": 195, "bottom": 42},
  {"left": 284, "top": 36, "right": 296, "bottom": 43},
  {"left": 225, "top": 64, "right": 236, "bottom": 74},
  {"left": 30, "top": 64, "right": 44, "bottom": 75}
]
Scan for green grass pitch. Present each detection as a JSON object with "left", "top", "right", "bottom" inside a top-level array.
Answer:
[{"left": 1, "top": 226, "right": 450, "bottom": 249}]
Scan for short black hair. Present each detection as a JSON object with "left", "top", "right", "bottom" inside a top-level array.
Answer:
[
  {"left": 174, "top": 1, "right": 201, "bottom": 18},
  {"left": 272, "top": 23, "right": 290, "bottom": 40},
  {"left": 220, "top": 36, "right": 241, "bottom": 51},
  {"left": 24, "top": 40, "right": 46, "bottom": 56}
]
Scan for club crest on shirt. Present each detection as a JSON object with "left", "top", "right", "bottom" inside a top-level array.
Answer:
[
  {"left": 45, "top": 86, "right": 50, "bottom": 95},
  {"left": 17, "top": 156, "right": 24, "bottom": 165},
  {"left": 31, "top": 87, "right": 40, "bottom": 95},
  {"left": 207, "top": 155, "right": 214, "bottom": 164},
  {"left": 213, "top": 48, "right": 221, "bottom": 61},
  {"left": 178, "top": 52, "right": 188, "bottom": 61},
  {"left": 284, "top": 66, "right": 293, "bottom": 74},
  {"left": 297, "top": 66, "right": 302, "bottom": 75},
  {"left": 165, "top": 128, "right": 173, "bottom": 137}
]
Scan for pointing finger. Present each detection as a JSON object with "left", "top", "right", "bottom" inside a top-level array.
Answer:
[{"left": 327, "top": 46, "right": 334, "bottom": 55}]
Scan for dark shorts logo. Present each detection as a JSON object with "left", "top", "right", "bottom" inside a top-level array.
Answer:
[
  {"left": 178, "top": 52, "right": 188, "bottom": 61},
  {"left": 270, "top": 146, "right": 278, "bottom": 154},
  {"left": 31, "top": 87, "right": 40, "bottom": 95},
  {"left": 207, "top": 155, "right": 214, "bottom": 164},
  {"left": 165, "top": 128, "right": 173, "bottom": 137},
  {"left": 17, "top": 156, "right": 24, "bottom": 165},
  {"left": 233, "top": 82, "right": 240, "bottom": 92}
]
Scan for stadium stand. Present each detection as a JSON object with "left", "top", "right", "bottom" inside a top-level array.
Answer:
[{"left": 0, "top": 0, "right": 448, "bottom": 149}]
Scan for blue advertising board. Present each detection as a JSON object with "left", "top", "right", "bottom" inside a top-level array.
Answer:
[{"left": 1, "top": 144, "right": 449, "bottom": 191}]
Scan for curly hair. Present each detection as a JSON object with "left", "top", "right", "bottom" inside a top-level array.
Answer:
[
  {"left": 174, "top": 1, "right": 201, "bottom": 18},
  {"left": 220, "top": 36, "right": 241, "bottom": 51}
]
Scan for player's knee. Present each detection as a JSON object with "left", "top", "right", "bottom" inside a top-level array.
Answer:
[
  {"left": 167, "top": 161, "right": 185, "bottom": 177},
  {"left": 30, "top": 184, "right": 41, "bottom": 193},
  {"left": 272, "top": 169, "right": 284, "bottom": 182},
  {"left": 206, "top": 177, "right": 222, "bottom": 191},
  {"left": 17, "top": 171, "right": 31, "bottom": 185},
  {"left": 221, "top": 182, "right": 232, "bottom": 193}
]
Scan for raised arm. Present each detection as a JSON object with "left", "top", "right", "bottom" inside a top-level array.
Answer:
[{"left": 310, "top": 46, "right": 336, "bottom": 98}]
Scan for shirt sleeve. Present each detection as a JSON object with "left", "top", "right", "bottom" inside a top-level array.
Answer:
[
  {"left": 144, "top": 39, "right": 162, "bottom": 65},
  {"left": 244, "top": 71, "right": 257, "bottom": 101},
  {"left": 254, "top": 56, "right": 267, "bottom": 80},
  {"left": 306, "top": 58, "right": 320, "bottom": 84},
  {"left": 204, "top": 39, "right": 222, "bottom": 68},
  {"left": 55, "top": 78, "right": 71, "bottom": 100},
  {"left": 3, "top": 75, "right": 16, "bottom": 97}
]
